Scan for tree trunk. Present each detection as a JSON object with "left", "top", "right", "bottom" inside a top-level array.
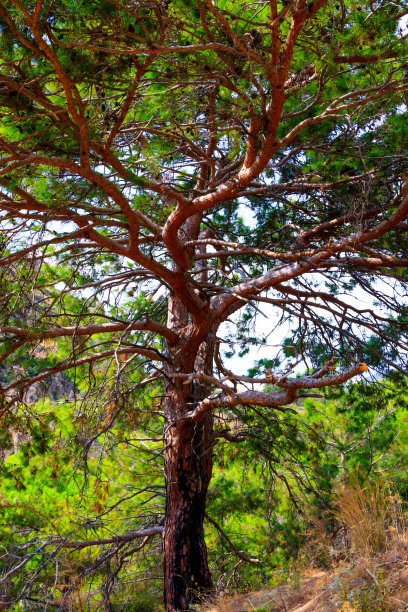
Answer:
[
  {"left": 163, "top": 409, "right": 213, "bottom": 611},
  {"left": 162, "top": 290, "right": 215, "bottom": 610},
  {"left": 163, "top": 272, "right": 215, "bottom": 612}
]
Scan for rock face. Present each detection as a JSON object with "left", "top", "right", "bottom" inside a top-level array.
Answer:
[
  {"left": 2, "top": 370, "right": 75, "bottom": 458},
  {"left": 25, "top": 371, "right": 75, "bottom": 403}
]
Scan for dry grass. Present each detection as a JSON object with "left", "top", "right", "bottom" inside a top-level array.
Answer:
[
  {"left": 199, "top": 570, "right": 332, "bottom": 612},
  {"left": 333, "top": 479, "right": 392, "bottom": 555},
  {"left": 201, "top": 482, "right": 408, "bottom": 612}
]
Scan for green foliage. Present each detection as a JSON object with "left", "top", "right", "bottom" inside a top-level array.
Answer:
[
  {"left": 203, "top": 374, "right": 408, "bottom": 591},
  {"left": 0, "top": 0, "right": 408, "bottom": 608},
  {"left": 0, "top": 395, "right": 165, "bottom": 608},
  {"left": 2, "top": 373, "right": 408, "bottom": 603}
]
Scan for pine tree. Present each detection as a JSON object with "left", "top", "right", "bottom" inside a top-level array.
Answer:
[{"left": 0, "top": 0, "right": 408, "bottom": 609}]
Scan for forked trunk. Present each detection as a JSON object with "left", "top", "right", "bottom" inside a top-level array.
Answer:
[{"left": 163, "top": 408, "right": 213, "bottom": 611}]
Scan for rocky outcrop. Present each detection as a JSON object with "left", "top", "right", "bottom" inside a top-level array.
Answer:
[{"left": 25, "top": 371, "right": 75, "bottom": 403}]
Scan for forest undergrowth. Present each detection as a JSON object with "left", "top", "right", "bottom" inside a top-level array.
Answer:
[
  {"left": 1, "top": 376, "right": 408, "bottom": 611},
  {"left": 202, "top": 480, "right": 408, "bottom": 612}
]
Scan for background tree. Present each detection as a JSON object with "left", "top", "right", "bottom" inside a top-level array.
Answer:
[{"left": 0, "top": 0, "right": 408, "bottom": 609}]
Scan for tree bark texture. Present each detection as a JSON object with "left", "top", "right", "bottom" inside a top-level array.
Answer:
[
  {"left": 163, "top": 411, "right": 213, "bottom": 611},
  {"left": 163, "top": 294, "right": 215, "bottom": 611}
]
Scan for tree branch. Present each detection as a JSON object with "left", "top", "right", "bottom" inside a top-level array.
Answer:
[{"left": 51, "top": 526, "right": 164, "bottom": 550}]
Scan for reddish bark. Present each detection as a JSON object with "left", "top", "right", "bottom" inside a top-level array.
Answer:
[
  {"left": 163, "top": 410, "right": 213, "bottom": 611},
  {"left": 162, "top": 291, "right": 215, "bottom": 611}
]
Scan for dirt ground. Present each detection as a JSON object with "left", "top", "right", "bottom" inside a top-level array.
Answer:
[
  {"left": 203, "top": 560, "right": 408, "bottom": 612},
  {"left": 204, "top": 569, "right": 336, "bottom": 612}
]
